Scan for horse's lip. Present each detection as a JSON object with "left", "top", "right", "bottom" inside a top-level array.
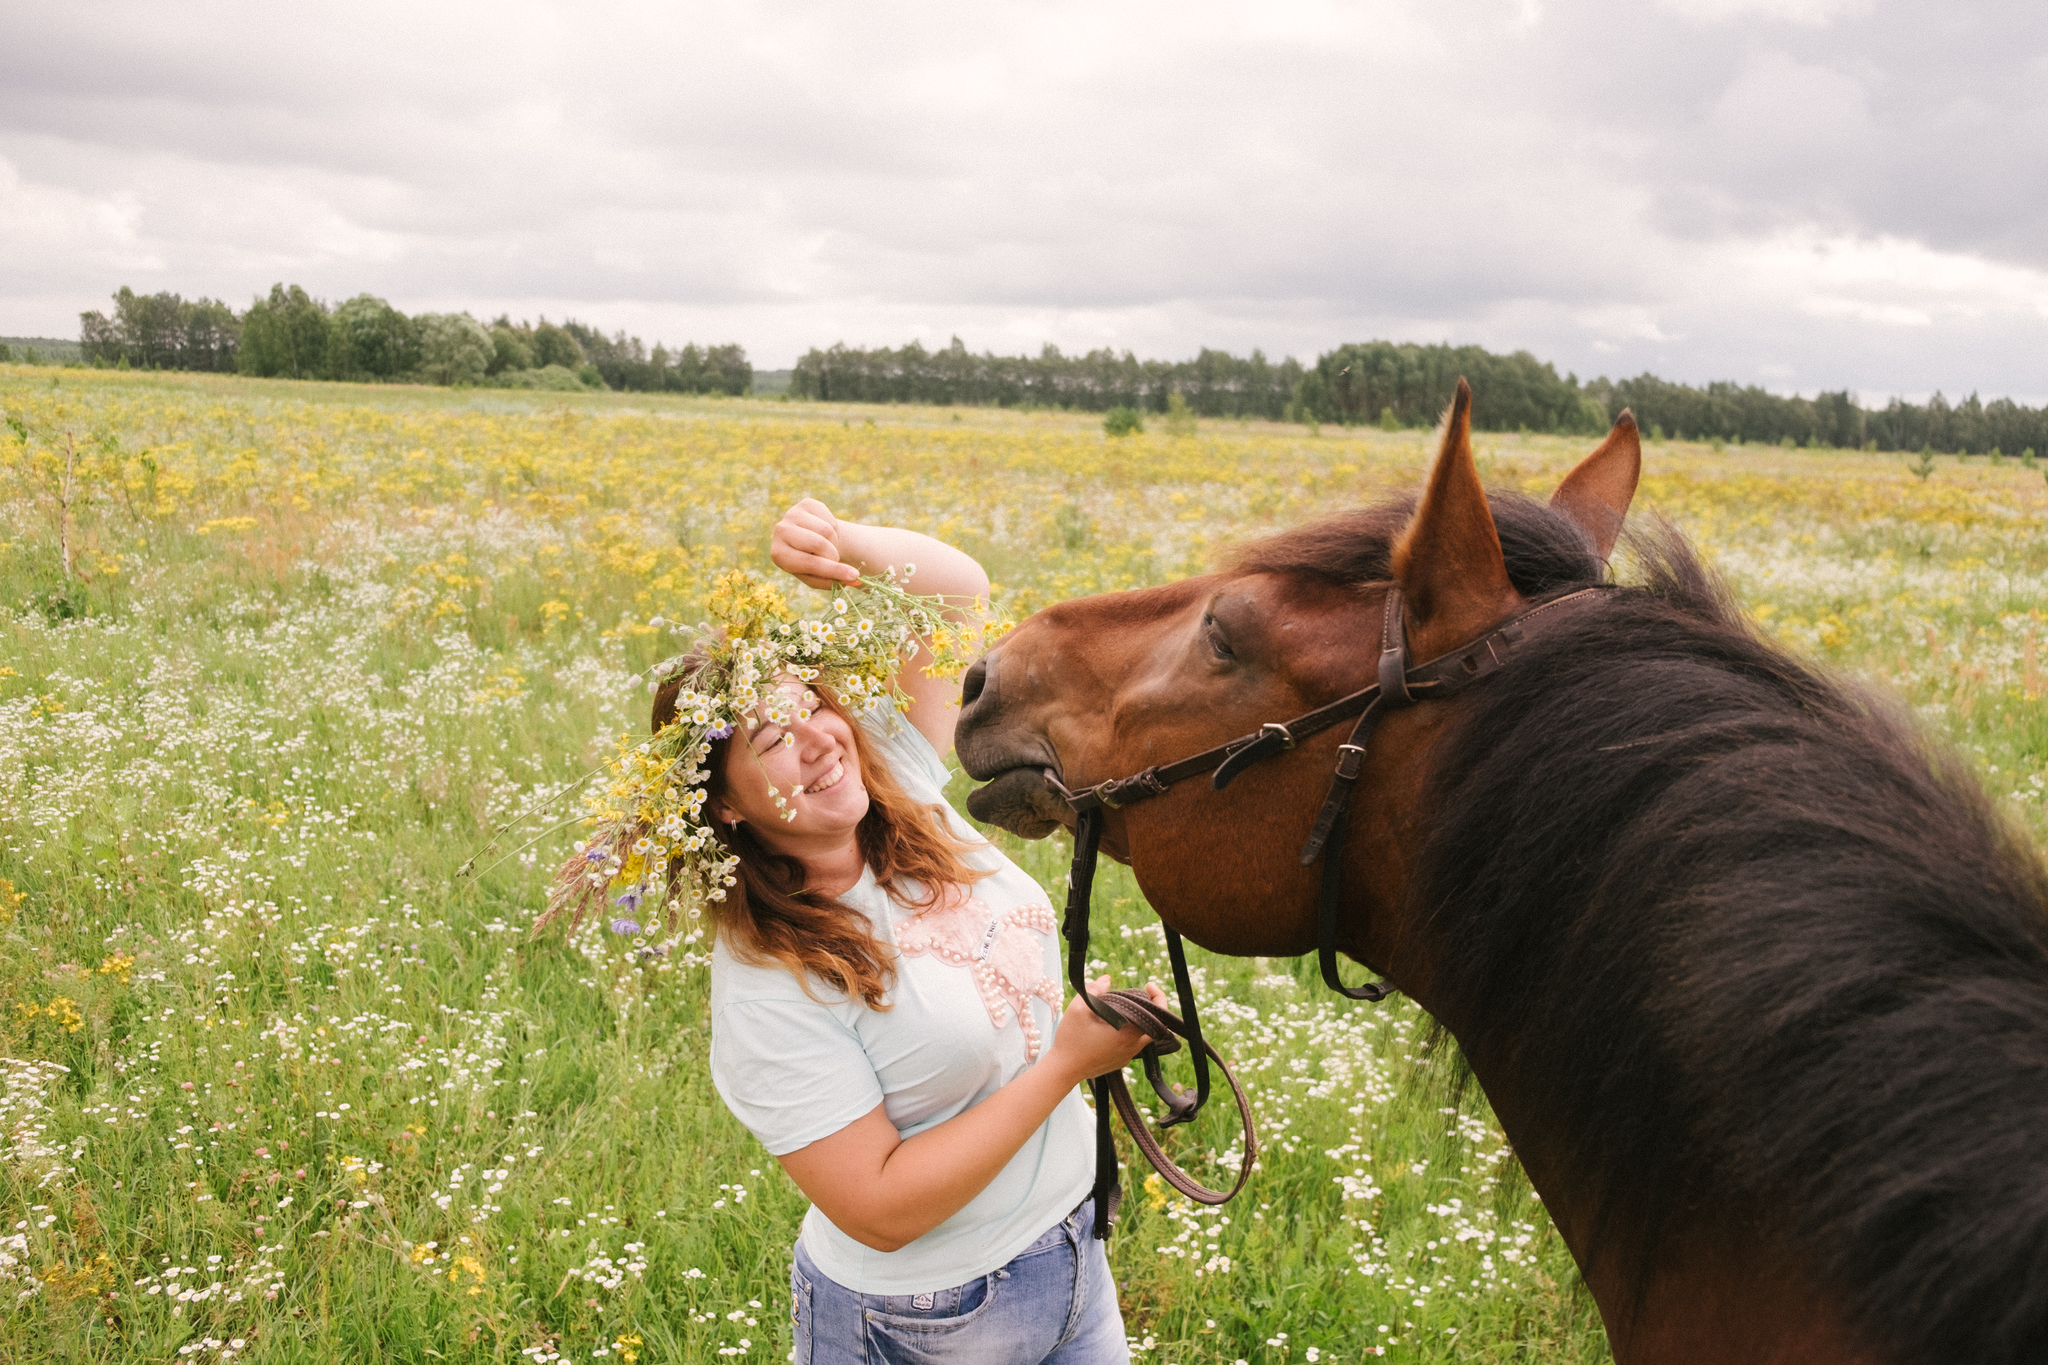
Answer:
[{"left": 963, "top": 765, "right": 1071, "bottom": 838}]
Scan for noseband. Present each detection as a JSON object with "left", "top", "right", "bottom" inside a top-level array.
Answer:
[{"left": 1043, "top": 583, "right": 1612, "bottom": 1238}]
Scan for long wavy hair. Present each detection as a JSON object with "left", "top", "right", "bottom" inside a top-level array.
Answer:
[{"left": 653, "top": 669, "right": 989, "bottom": 1008}]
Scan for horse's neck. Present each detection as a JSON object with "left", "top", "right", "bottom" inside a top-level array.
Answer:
[{"left": 1460, "top": 1052, "right": 1886, "bottom": 1365}]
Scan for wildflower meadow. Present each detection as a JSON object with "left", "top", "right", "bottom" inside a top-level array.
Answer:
[{"left": 3, "top": 367, "right": 2044, "bottom": 1364}]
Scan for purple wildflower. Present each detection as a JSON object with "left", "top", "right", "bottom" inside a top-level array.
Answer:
[
  {"left": 610, "top": 917, "right": 642, "bottom": 937},
  {"left": 707, "top": 721, "right": 735, "bottom": 740}
]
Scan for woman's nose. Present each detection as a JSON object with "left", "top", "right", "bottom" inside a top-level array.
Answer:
[{"left": 788, "top": 716, "right": 834, "bottom": 753}]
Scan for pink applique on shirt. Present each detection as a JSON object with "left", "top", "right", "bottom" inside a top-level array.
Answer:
[{"left": 896, "top": 894, "right": 1061, "bottom": 1060}]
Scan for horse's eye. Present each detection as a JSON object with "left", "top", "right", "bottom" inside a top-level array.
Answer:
[{"left": 1203, "top": 615, "right": 1236, "bottom": 661}]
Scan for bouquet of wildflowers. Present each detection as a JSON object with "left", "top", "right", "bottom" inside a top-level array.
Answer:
[{"left": 531, "top": 567, "right": 996, "bottom": 960}]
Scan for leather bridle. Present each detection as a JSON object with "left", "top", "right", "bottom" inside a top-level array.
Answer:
[{"left": 1040, "top": 583, "right": 1614, "bottom": 1238}]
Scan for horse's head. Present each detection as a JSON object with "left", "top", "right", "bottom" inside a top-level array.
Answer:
[{"left": 957, "top": 381, "right": 1641, "bottom": 988}]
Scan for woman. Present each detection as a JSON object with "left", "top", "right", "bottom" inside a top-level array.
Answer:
[{"left": 680, "top": 498, "right": 1159, "bottom": 1365}]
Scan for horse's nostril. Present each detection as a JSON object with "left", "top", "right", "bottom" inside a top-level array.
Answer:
[{"left": 961, "top": 656, "right": 989, "bottom": 707}]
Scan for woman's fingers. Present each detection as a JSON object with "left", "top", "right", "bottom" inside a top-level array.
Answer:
[{"left": 772, "top": 501, "right": 858, "bottom": 586}]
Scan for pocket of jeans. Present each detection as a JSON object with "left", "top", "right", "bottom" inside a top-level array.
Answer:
[
  {"left": 861, "top": 1272, "right": 999, "bottom": 1361},
  {"left": 790, "top": 1262, "right": 814, "bottom": 1365}
]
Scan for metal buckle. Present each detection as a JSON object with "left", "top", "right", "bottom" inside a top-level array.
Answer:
[{"left": 1260, "top": 722, "right": 1296, "bottom": 749}]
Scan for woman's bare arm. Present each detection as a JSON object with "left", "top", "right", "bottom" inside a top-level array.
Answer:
[
  {"left": 775, "top": 978, "right": 1162, "bottom": 1252},
  {"left": 769, "top": 497, "right": 991, "bottom": 755}
]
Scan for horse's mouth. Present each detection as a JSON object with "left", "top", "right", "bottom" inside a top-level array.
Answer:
[{"left": 964, "top": 766, "right": 1072, "bottom": 839}]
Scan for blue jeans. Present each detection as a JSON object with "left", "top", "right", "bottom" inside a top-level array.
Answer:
[{"left": 789, "top": 1197, "right": 1130, "bottom": 1365}]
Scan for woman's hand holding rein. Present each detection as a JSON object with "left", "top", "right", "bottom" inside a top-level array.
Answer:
[{"left": 1048, "top": 976, "right": 1170, "bottom": 1087}]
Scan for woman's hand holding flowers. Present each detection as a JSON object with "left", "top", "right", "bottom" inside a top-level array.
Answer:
[{"left": 773, "top": 498, "right": 860, "bottom": 589}]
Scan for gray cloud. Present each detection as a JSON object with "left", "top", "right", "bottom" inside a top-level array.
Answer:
[{"left": 3, "top": 0, "right": 2045, "bottom": 399}]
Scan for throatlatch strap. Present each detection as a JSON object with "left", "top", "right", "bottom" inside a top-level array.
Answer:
[
  {"left": 1299, "top": 590, "right": 1410, "bottom": 1002},
  {"left": 1317, "top": 821, "right": 1394, "bottom": 1002}
]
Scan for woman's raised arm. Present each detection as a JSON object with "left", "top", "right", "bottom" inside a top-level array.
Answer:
[{"left": 770, "top": 497, "right": 990, "bottom": 755}]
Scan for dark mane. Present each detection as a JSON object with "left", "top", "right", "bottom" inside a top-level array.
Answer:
[
  {"left": 1381, "top": 498, "right": 2048, "bottom": 1360},
  {"left": 1229, "top": 493, "right": 1603, "bottom": 600}
]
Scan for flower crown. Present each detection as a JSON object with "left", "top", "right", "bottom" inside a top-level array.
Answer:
[{"left": 535, "top": 566, "right": 997, "bottom": 960}]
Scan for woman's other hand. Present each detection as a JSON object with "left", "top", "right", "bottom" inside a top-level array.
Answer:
[
  {"left": 1047, "top": 976, "right": 1169, "bottom": 1084},
  {"left": 772, "top": 498, "right": 859, "bottom": 589}
]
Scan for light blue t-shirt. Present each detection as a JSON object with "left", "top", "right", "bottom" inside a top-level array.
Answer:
[{"left": 708, "top": 709, "right": 1095, "bottom": 1296}]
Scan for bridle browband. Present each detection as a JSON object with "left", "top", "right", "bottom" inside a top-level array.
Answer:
[{"left": 1043, "top": 582, "right": 1613, "bottom": 1238}]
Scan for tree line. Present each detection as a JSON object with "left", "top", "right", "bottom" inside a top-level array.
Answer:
[
  {"left": 801, "top": 335, "right": 2048, "bottom": 454},
  {"left": 53, "top": 290, "right": 2048, "bottom": 455},
  {"left": 74, "top": 285, "right": 751, "bottom": 396},
  {"left": 791, "top": 337, "right": 1307, "bottom": 417},
  {"left": 1581, "top": 373, "right": 2047, "bottom": 456}
]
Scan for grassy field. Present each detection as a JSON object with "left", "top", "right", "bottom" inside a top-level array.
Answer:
[{"left": 2, "top": 367, "right": 2044, "bottom": 1364}]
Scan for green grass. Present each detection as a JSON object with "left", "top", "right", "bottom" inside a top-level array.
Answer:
[{"left": 2, "top": 368, "right": 2043, "bottom": 1363}]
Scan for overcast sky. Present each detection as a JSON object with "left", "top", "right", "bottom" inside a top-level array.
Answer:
[{"left": 3, "top": 0, "right": 2044, "bottom": 399}]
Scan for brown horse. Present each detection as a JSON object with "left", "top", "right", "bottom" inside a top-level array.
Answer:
[{"left": 954, "top": 382, "right": 2048, "bottom": 1365}]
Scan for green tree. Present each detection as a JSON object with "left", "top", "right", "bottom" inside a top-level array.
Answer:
[
  {"left": 415, "top": 313, "right": 494, "bottom": 386},
  {"left": 488, "top": 325, "right": 535, "bottom": 375},
  {"left": 531, "top": 320, "right": 583, "bottom": 370},
  {"left": 79, "top": 288, "right": 239, "bottom": 371},
  {"left": 328, "top": 295, "right": 417, "bottom": 379},
  {"left": 238, "top": 284, "right": 332, "bottom": 379}
]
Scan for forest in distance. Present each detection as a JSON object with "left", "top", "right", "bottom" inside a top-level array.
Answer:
[{"left": 22, "top": 281, "right": 2048, "bottom": 457}]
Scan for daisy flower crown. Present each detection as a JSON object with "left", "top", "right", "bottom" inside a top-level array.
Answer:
[{"left": 536, "top": 566, "right": 1002, "bottom": 956}]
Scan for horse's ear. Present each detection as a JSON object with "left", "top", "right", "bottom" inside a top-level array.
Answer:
[
  {"left": 1392, "top": 378, "right": 1519, "bottom": 642},
  {"left": 1551, "top": 409, "right": 1641, "bottom": 563}
]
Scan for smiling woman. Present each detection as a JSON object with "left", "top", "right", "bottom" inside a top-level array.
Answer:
[{"left": 677, "top": 499, "right": 1167, "bottom": 1365}]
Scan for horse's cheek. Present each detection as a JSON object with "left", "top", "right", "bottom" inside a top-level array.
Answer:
[{"left": 1126, "top": 810, "right": 1317, "bottom": 956}]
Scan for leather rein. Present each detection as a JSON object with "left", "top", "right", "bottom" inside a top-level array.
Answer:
[{"left": 1042, "top": 583, "right": 1613, "bottom": 1239}]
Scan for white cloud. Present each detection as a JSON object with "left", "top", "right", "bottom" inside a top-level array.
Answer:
[
  {"left": 1655, "top": 0, "right": 1873, "bottom": 25},
  {"left": 0, "top": 0, "right": 2043, "bottom": 401},
  {"left": 0, "top": 156, "right": 156, "bottom": 285}
]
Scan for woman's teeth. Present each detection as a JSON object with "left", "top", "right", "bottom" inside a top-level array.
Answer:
[{"left": 804, "top": 762, "right": 844, "bottom": 795}]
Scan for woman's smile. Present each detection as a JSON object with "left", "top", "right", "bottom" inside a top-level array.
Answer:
[{"left": 805, "top": 760, "right": 846, "bottom": 795}]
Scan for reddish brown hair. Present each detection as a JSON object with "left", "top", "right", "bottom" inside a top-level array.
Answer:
[{"left": 653, "top": 674, "right": 988, "bottom": 1008}]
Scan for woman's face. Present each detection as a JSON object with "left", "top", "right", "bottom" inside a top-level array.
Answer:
[{"left": 714, "top": 680, "right": 870, "bottom": 849}]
